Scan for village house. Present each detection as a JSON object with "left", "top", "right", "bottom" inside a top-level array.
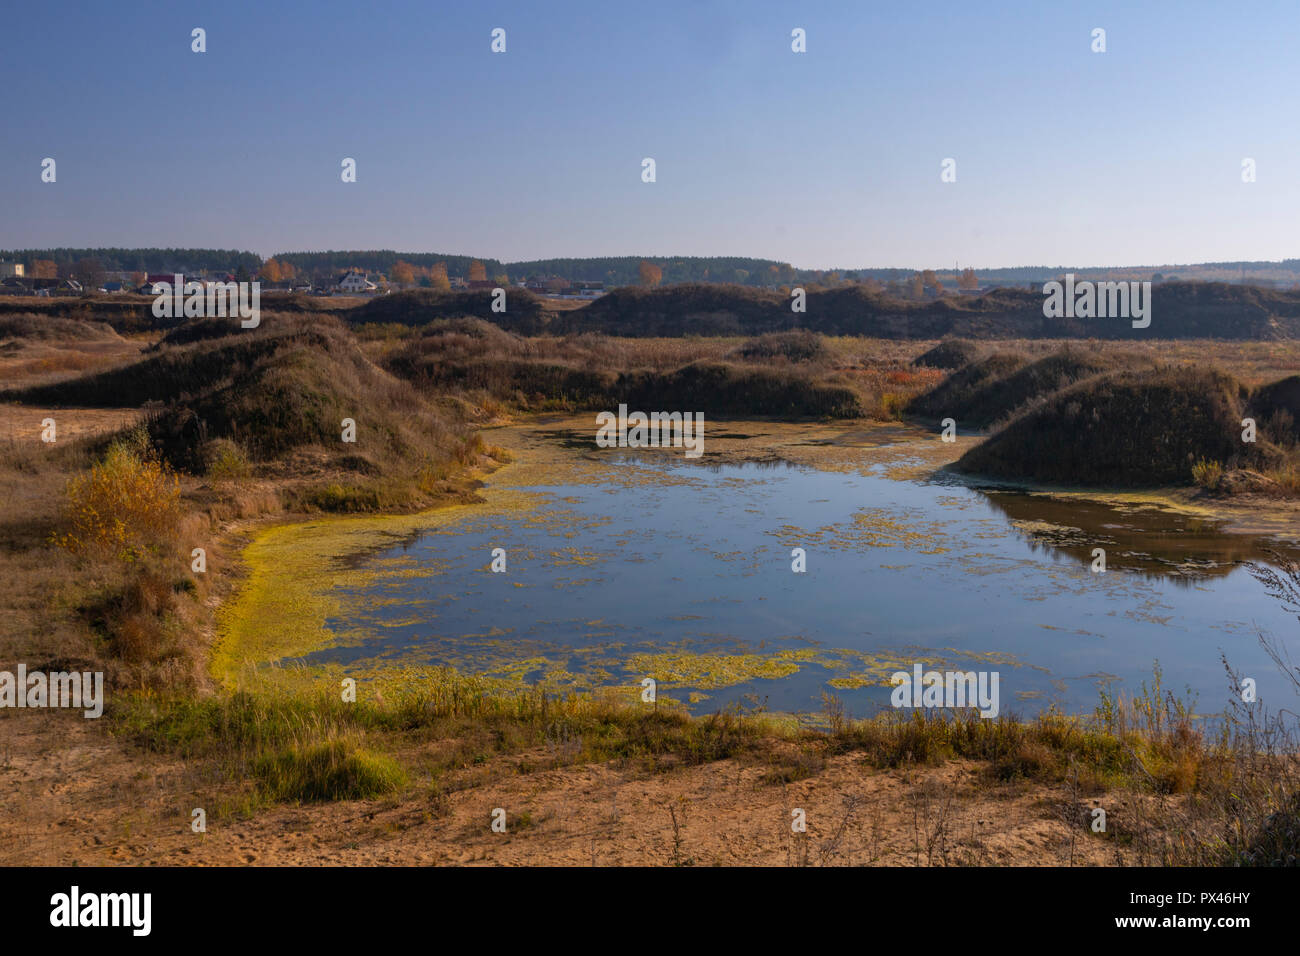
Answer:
[{"left": 336, "top": 270, "right": 378, "bottom": 293}]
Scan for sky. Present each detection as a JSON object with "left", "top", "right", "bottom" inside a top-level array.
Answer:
[{"left": 3, "top": 0, "right": 1298, "bottom": 270}]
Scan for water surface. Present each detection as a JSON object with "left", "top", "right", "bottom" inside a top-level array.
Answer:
[{"left": 301, "top": 448, "right": 1300, "bottom": 718}]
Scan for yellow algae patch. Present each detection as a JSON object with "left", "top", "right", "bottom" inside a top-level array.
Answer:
[
  {"left": 212, "top": 488, "right": 543, "bottom": 686},
  {"left": 624, "top": 648, "right": 822, "bottom": 689},
  {"left": 823, "top": 652, "right": 944, "bottom": 689},
  {"left": 769, "top": 508, "right": 952, "bottom": 555},
  {"left": 547, "top": 546, "right": 603, "bottom": 568}
]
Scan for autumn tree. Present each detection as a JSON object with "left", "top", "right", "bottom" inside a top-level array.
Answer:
[
  {"left": 920, "top": 269, "right": 941, "bottom": 292},
  {"left": 390, "top": 260, "right": 415, "bottom": 286},
  {"left": 130, "top": 271, "right": 146, "bottom": 288},
  {"left": 909, "top": 273, "right": 925, "bottom": 299},
  {"left": 259, "top": 259, "right": 283, "bottom": 283},
  {"left": 958, "top": 268, "right": 979, "bottom": 291},
  {"left": 429, "top": 262, "right": 450, "bottom": 291},
  {"left": 468, "top": 260, "right": 487, "bottom": 281},
  {"left": 29, "top": 259, "right": 57, "bottom": 279},
  {"left": 638, "top": 260, "right": 663, "bottom": 287}
]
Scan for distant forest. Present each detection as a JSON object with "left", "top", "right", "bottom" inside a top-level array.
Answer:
[
  {"left": 0, "top": 248, "right": 262, "bottom": 275},
  {"left": 270, "top": 253, "right": 799, "bottom": 286},
  {"left": 4, "top": 248, "right": 1300, "bottom": 289}
]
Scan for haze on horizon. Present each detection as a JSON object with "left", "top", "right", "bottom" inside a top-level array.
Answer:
[{"left": 4, "top": 0, "right": 1298, "bottom": 270}]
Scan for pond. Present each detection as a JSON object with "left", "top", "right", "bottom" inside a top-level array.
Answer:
[{"left": 286, "top": 429, "right": 1300, "bottom": 720}]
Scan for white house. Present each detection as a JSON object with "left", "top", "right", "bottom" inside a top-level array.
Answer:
[{"left": 337, "top": 271, "right": 377, "bottom": 293}]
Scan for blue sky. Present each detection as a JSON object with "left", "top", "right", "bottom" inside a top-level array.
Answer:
[{"left": 3, "top": 0, "right": 1297, "bottom": 269}]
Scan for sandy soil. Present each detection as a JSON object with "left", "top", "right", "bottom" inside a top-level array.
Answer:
[{"left": 1, "top": 710, "right": 1156, "bottom": 867}]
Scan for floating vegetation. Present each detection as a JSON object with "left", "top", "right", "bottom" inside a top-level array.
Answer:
[
  {"left": 216, "top": 415, "right": 1300, "bottom": 717},
  {"left": 769, "top": 507, "right": 952, "bottom": 554}
]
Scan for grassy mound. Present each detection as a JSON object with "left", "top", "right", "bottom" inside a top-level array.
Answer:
[
  {"left": 0, "top": 313, "right": 122, "bottom": 343},
  {"left": 912, "top": 339, "right": 982, "bottom": 369},
  {"left": 564, "top": 280, "right": 1300, "bottom": 339},
  {"left": 932, "top": 348, "right": 1152, "bottom": 430},
  {"left": 147, "top": 314, "right": 299, "bottom": 349},
  {"left": 578, "top": 282, "right": 783, "bottom": 336},
  {"left": 731, "top": 330, "right": 829, "bottom": 363},
  {"left": 906, "top": 352, "right": 1029, "bottom": 423},
  {"left": 347, "top": 288, "right": 555, "bottom": 333},
  {"left": 955, "top": 366, "right": 1279, "bottom": 486},
  {"left": 618, "top": 362, "right": 862, "bottom": 417},
  {"left": 5, "top": 314, "right": 481, "bottom": 508},
  {"left": 387, "top": 316, "right": 533, "bottom": 360},
  {"left": 386, "top": 320, "right": 861, "bottom": 417},
  {"left": 385, "top": 319, "right": 611, "bottom": 407}
]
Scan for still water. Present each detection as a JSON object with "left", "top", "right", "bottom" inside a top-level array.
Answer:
[{"left": 300, "top": 452, "right": 1300, "bottom": 719}]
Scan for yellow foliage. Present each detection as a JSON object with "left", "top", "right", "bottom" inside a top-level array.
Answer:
[{"left": 57, "top": 439, "right": 182, "bottom": 562}]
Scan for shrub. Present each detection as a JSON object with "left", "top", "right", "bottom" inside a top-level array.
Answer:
[
  {"left": 91, "top": 568, "right": 183, "bottom": 663},
  {"left": 1192, "top": 457, "right": 1224, "bottom": 491},
  {"left": 253, "top": 739, "right": 407, "bottom": 802},
  {"left": 57, "top": 431, "right": 182, "bottom": 562},
  {"left": 204, "top": 439, "right": 252, "bottom": 484},
  {"left": 297, "top": 483, "right": 384, "bottom": 513}
]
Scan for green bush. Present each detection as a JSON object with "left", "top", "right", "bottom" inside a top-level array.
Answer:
[
  {"left": 205, "top": 439, "right": 252, "bottom": 483},
  {"left": 253, "top": 739, "right": 407, "bottom": 802}
]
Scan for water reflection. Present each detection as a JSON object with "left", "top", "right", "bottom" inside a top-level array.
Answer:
[{"left": 977, "top": 489, "right": 1300, "bottom": 583}]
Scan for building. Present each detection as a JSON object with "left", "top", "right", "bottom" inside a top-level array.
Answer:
[
  {"left": 0, "top": 261, "right": 24, "bottom": 278},
  {"left": 3, "top": 276, "right": 83, "bottom": 295},
  {"left": 336, "top": 270, "right": 377, "bottom": 293},
  {"left": 524, "top": 276, "right": 569, "bottom": 294}
]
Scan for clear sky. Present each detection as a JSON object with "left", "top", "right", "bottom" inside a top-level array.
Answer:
[{"left": 3, "top": 0, "right": 1297, "bottom": 269}]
